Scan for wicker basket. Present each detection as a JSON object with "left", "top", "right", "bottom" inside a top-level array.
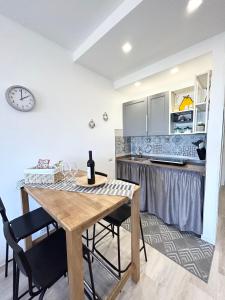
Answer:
[{"left": 24, "top": 167, "right": 63, "bottom": 184}]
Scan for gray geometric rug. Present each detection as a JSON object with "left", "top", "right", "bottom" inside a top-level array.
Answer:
[{"left": 122, "top": 213, "right": 214, "bottom": 282}]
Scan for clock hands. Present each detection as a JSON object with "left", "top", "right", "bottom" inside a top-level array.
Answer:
[
  {"left": 19, "top": 88, "right": 30, "bottom": 101},
  {"left": 20, "top": 95, "right": 30, "bottom": 100}
]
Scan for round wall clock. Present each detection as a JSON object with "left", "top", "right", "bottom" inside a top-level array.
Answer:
[{"left": 5, "top": 85, "right": 36, "bottom": 112}]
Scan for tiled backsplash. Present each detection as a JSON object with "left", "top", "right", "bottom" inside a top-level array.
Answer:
[
  {"left": 115, "top": 132, "right": 207, "bottom": 159},
  {"left": 115, "top": 136, "right": 131, "bottom": 156}
]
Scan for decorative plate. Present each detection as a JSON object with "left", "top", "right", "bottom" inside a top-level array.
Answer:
[{"left": 76, "top": 175, "right": 107, "bottom": 187}]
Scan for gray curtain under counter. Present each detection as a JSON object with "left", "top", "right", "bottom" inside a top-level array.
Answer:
[{"left": 117, "top": 161, "right": 205, "bottom": 235}]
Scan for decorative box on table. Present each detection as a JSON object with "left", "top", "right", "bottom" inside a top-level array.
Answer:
[{"left": 24, "top": 167, "right": 63, "bottom": 184}]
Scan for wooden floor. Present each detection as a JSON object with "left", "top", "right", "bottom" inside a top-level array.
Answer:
[{"left": 1, "top": 187, "right": 225, "bottom": 300}]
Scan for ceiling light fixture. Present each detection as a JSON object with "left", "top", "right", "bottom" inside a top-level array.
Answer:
[
  {"left": 122, "top": 42, "right": 132, "bottom": 54},
  {"left": 134, "top": 81, "right": 141, "bottom": 87},
  {"left": 170, "top": 67, "right": 179, "bottom": 75},
  {"left": 187, "top": 0, "right": 203, "bottom": 14}
]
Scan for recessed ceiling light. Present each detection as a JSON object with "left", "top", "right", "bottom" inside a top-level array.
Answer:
[
  {"left": 122, "top": 42, "right": 132, "bottom": 54},
  {"left": 187, "top": 0, "right": 203, "bottom": 14},
  {"left": 134, "top": 81, "right": 141, "bottom": 87},
  {"left": 170, "top": 67, "right": 179, "bottom": 75}
]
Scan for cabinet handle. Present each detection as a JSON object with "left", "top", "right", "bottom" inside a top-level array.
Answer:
[{"left": 146, "top": 115, "right": 148, "bottom": 133}]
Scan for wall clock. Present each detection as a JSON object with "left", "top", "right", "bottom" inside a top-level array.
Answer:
[{"left": 5, "top": 85, "right": 36, "bottom": 112}]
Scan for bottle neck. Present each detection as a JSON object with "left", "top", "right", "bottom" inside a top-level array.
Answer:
[{"left": 89, "top": 151, "right": 92, "bottom": 160}]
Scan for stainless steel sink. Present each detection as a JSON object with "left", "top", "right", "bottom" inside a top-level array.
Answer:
[{"left": 127, "top": 156, "right": 147, "bottom": 162}]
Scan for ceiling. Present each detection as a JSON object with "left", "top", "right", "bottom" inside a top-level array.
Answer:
[
  {"left": 0, "top": 0, "right": 225, "bottom": 83},
  {"left": 78, "top": 0, "right": 225, "bottom": 80},
  {"left": 0, "top": 0, "right": 124, "bottom": 50},
  {"left": 118, "top": 54, "right": 213, "bottom": 99}
]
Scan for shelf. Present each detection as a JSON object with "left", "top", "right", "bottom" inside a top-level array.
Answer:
[
  {"left": 169, "top": 71, "right": 211, "bottom": 135},
  {"left": 170, "top": 109, "right": 194, "bottom": 114},
  {"left": 172, "top": 121, "right": 192, "bottom": 124},
  {"left": 195, "top": 131, "right": 207, "bottom": 134},
  {"left": 196, "top": 102, "right": 206, "bottom": 106},
  {"left": 170, "top": 132, "right": 194, "bottom": 135},
  {"left": 170, "top": 131, "right": 207, "bottom": 135}
]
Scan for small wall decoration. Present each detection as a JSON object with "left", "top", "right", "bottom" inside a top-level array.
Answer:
[
  {"left": 89, "top": 119, "right": 95, "bottom": 129},
  {"left": 103, "top": 112, "right": 108, "bottom": 121},
  {"left": 179, "top": 95, "right": 193, "bottom": 111}
]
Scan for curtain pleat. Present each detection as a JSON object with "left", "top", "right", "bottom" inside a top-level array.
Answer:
[{"left": 117, "top": 161, "right": 204, "bottom": 235}]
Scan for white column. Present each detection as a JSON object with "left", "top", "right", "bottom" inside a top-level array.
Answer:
[{"left": 202, "top": 38, "right": 225, "bottom": 244}]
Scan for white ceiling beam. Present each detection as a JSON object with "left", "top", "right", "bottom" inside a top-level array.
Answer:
[
  {"left": 113, "top": 32, "right": 225, "bottom": 89},
  {"left": 73, "top": 0, "right": 143, "bottom": 61}
]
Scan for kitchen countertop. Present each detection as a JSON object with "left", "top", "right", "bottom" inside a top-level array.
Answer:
[{"left": 116, "top": 155, "right": 205, "bottom": 175}]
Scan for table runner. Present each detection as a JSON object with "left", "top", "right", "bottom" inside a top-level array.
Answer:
[{"left": 17, "top": 179, "right": 135, "bottom": 200}]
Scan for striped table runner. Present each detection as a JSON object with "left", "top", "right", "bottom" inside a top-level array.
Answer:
[{"left": 17, "top": 179, "right": 135, "bottom": 200}]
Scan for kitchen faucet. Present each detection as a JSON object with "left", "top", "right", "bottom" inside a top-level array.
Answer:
[{"left": 136, "top": 146, "right": 143, "bottom": 158}]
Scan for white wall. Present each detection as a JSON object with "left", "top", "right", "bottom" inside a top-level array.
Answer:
[{"left": 0, "top": 15, "right": 123, "bottom": 266}]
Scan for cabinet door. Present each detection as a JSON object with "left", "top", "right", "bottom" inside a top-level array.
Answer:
[
  {"left": 148, "top": 92, "right": 169, "bottom": 135},
  {"left": 123, "top": 98, "right": 147, "bottom": 136}
]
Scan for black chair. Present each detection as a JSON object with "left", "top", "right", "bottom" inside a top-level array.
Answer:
[
  {"left": 92, "top": 175, "right": 147, "bottom": 278},
  {"left": 82, "top": 171, "right": 110, "bottom": 248},
  {"left": 0, "top": 197, "right": 58, "bottom": 277},
  {"left": 3, "top": 222, "right": 96, "bottom": 300}
]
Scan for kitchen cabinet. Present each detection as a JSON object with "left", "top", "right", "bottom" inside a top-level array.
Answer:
[
  {"left": 123, "top": 98, "right": 147, "bottom": 136},
  {"left": 147, "top": 92, "right": 169, "bottom": 135},
  {"left": 123, "top": 92, "right": 169, "bottom": 136}
]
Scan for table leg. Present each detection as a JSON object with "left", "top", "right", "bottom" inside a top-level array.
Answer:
[
  {"left": 66, "top": 230, "right": 84, "bottom": 300},
  {"left": 20, "top": 188, "right": 32, "bottom": 250},
  {"left": 131, "top": 188, "right": 140, "bottom": 283}
]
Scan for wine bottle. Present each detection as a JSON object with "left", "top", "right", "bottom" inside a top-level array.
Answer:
[{"left": 87, "top": 150, "right": 95, "bottom": 184}]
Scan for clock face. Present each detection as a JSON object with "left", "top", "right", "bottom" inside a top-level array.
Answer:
[{"left": 5, "top": 85, "right": 36, "bottom": 112}]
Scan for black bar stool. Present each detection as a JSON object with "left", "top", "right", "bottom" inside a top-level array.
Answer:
[
  {"left": 3, "top": 222, "right": 96, "bottom": 300},
  {"left": 82, "top": 171, "right": 111, "bottom": 247},
  {"left": 91, "top": 175, "right": 147, "bottom": 278},
  {"left": 0, "top": 197, "right": 58, "bottom": 278}
]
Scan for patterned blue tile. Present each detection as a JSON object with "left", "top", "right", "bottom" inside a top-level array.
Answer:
[
  {"left": 115, "top": 133, "right": 206, "bottom": 158},
  {"left": 115, "top": 136, "right": 131, "bottom": 156},
  {"left": 130, "top": 134, "right": 206, "bottom": 158}
]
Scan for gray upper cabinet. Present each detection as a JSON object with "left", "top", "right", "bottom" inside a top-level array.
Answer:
[
  {"left": 147, "top": 92, "right": 169, "bottom": 135},
  {"left": 123, "top": 98, "right": 147, "bottom": 136}
]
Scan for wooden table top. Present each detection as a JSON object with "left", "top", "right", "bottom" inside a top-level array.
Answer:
[{"left": 24, "top": 174, "right": 138, "bottom": 233}]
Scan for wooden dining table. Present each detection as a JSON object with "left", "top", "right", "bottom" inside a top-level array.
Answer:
[{"left": 20, "top": 173, "right": 141, "bottom": 300}]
